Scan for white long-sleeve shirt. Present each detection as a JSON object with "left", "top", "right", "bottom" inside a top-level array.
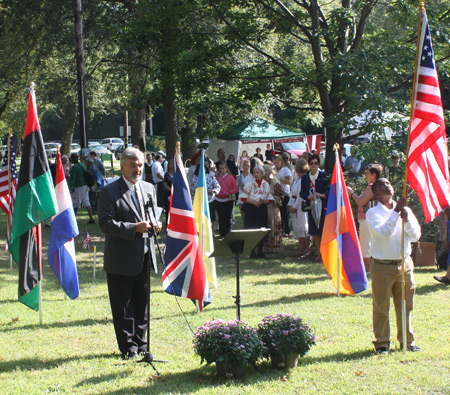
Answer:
[{"left": 366, "top": 202, "right": 421, "bottom": 260}]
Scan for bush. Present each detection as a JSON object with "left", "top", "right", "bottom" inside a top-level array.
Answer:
[
  {"left": 257, "top": 313, "right": 315, "bottom": 358},
  {"left": 193, "top": 319, "right": 266, "bottom": 369}
]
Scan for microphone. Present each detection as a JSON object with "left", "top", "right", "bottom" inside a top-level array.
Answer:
[{"left": 147, "top": 193, "right": 154, "bottom": 208}]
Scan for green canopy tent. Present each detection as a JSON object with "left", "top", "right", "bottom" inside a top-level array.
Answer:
[{"left": 206, "top": 118, "right": 306, "bottom": 161}]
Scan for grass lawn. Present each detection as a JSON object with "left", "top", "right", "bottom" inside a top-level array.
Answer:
[{"left": 1, "top": 206, "right": 450, "bottom": 395}]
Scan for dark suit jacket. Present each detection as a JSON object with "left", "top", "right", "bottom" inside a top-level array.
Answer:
[{"left": 98, "top": 177, "right": 157, "bottom": 276}]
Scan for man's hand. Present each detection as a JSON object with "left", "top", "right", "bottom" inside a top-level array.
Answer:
[
  {"left": 136, "top": 221, "right": 152, "bottom": 233},
  {"left": 153, "top": 221, "right": 162, "bottom": 234},
  {"left": 394, "top": 197, "right": 407, "bottom": 213},
  {"left": 400, "top": 209, "right": 409, "bottom": 222}
]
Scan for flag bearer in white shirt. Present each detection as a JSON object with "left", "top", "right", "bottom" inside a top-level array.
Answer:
[{"left": 366, "top": 178, "right": 421, "bottom": 354}]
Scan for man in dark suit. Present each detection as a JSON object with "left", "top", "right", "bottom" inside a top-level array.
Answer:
[{"left": 98, "top": 147, "right": 160, "bottom": 360}]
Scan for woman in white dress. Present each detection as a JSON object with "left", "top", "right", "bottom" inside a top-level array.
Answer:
[
  {"left": 236, "top": 159, "right": 254, "bottom": 223},
  {"left": 289, "top": 159, "right": 310, "bottom": 256}
]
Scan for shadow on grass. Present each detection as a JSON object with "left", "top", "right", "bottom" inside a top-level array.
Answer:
[
  {"left": 201, "top": 292, "right": 339, "bottom": 315},
  {"left": 99, "top": 349, "right": 375, "bottom": 394},
  {"left": 252, "top": 275, "right": 331, "bottom": 286},
  {"left": 0, "top": 317, "right": 111, "bottom": 333},
  {"left": 0, "top": 352, "right": 119, "bottom": 374},
  {"left": 416, "top": 283, "right": 449, "bottom": 295}
]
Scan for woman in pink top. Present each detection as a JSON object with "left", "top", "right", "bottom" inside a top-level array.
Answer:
[
  {"left": 214, "top": 162, "right": 239, "bottom": 237},
  {"left": 347, "top": 163, "right": 383, "bottom": 273}
]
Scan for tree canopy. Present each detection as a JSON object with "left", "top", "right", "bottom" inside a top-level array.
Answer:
[{"left": 0, "top": 0, "right": 449, "bottom": 168}]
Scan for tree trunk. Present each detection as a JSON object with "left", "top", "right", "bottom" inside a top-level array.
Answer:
[
  {"left": 323, "top": 125, "right": 342, "bottom": 174},
  {"left": 163, "top": 81, "right": 178, "bottom": 160},
  {"left": 180, "top": 125, "right": 198, "bottom": 163},
  {"left": 131, "top": 108, "right": 146, "bottom": 152},
  {"left": 60, "top": 102, "right": 77, "bottom": 157}
]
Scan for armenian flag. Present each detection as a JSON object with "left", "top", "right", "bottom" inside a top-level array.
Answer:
[{"left": 320, "top": 154, "right": 367, "bottom": 295}]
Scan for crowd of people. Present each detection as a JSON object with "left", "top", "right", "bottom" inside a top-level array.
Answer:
[
  {"left": 48, "top": 150, "right": 107, "bottom": 225},
  {"left": 141, "top": 146, "right": 333, "bottom": 261},
  {"left": 133, "top": 145, "right": 399, "bottom": 265}
]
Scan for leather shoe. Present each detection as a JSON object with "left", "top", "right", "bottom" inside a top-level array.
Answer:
[
  {"left": 400, "top": 344, "right": 422, "bottom": 352},
  {"left": 433, "top": 275, "right": 450, "bottom": 284},
  {"left": 122, "top": 351, "right": 139, "bottom": 360},
  {"left": 375, "top": 347, "right": 389, "bottom": 354}
]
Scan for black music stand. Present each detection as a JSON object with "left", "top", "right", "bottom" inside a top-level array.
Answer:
[{"left": 211, "top": 228, "right": 270, "bottom": 320}]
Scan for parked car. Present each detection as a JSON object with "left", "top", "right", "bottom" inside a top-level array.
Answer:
[
  {"left": 88, "top": 145, "right": 112, "bottom": 156},
  {"left": 44, "top": 142, "right": 61, "bottom": 158},
  {"left": 101, "top": 138, "right": 124, "bottom": 152},
  {"left": 71, "top": 143, "right": 81, "bottom": 155},
  {"left": 88, "top": 141, "right": 101, "bottom": 148},
  {"left": 273, "top": 140, "right": 308, "bottom": 158},
  {"left": 114, "top": 144, "right": 126, "bottom": 160}
]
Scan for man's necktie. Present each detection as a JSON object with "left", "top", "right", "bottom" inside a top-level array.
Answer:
[{"left": 134, "top": 184, "right": 146, "bottom": 220}]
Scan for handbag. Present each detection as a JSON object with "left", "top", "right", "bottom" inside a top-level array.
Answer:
[{"left": 301, "top": 200, "right": 312, "bottom": 212}]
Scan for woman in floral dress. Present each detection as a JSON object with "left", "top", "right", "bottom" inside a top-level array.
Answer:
[{"left": 262, "top": 164, "right": 283, "bottom": 254}]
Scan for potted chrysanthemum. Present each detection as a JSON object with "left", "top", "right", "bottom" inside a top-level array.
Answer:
[
  {"left": 193, "top": 319, "right": 266, "bottom": 378},
  {"left": 257, "top": 313, "right": 315, "bottom": 369}
]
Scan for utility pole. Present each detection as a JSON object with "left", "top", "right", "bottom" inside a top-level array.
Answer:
[{"left": 74, "top": 0, "right": 88, "bottom": 153}]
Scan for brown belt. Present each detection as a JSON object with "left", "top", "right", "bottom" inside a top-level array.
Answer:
[{"left": 373, "top": 258, "right": 403, "bottom": 265}]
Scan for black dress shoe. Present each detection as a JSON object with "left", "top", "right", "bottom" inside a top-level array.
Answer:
[
  {"left": 375, "top": 347, "right": 389, "bottom": 354},
  {"left": 400, "top": 344, "right": 422, "bottom": 352},
  {"left": 122, "top": 351, "right": 139, "bottom": 360},
  {"left": 433, "top": 275, "right": 450, "bottom": 284}
]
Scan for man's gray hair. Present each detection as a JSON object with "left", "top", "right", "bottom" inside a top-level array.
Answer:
[{"left": 120, "top": 147, "right": 144, "bottom": 166}]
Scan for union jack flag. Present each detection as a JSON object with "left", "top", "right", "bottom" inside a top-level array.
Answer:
[
  {"left": 0, "top": 135, "right": 18, "bottom": 250},
  {"left": 162, "top": 149, "right": 210, "bottom": 312},
  {"left": 407, "top": 8, "right": 450, "bottom": 222}
]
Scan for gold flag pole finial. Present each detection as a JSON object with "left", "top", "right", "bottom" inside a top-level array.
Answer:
[
  {"left": 30, "top": 81, "right": 35, "bottom": 89},
  {"left": 333, "top": 143, "right": 340, "bottom": 152},
  {"left": 176, "top": 141, "right": 181, "bottom": 154}
]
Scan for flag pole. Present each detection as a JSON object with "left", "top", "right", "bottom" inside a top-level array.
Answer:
[
  {"left": 7, "top": 133, "right": 13, "bottom": 269},
  {"left": 37, "top": 223, "right": 43, "bottom": 325},
  {"left": 333, "top": 144, "right": 341, "bottom": 297},
  {"left": 200, "top": 150, "right": 204, "bottom": 261},
  {"left": 399, "top": 2, "right": 425, "bottom": 354},
  {"left": 93, "top": 245, "right": 97, "bottom": 281}
]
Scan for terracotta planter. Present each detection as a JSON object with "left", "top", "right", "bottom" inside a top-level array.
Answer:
[
  {"left": 270, "top": 352, "right": 299, "bottom": 369},
  {"left": 215, "top": 363, "right": 246, "bottom": 378}
]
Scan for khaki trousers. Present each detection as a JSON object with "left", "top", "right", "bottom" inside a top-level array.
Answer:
[{"left": 371, "top": 257, "right": 416, "bottom": 349}]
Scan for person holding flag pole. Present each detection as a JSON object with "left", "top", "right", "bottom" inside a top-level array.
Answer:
[{"left": 398, "top": 3, "right": 450, "bottom": 353}]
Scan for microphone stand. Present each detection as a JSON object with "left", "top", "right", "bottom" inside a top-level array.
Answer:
[{"left": 137, "top": 193, "right": 167, "bottom": 374}]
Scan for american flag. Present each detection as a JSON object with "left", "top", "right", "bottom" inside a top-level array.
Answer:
[
  {"left": 0, "top": 135, "right": 18, "bottom": 250},
  {"left": 82, "top": 231, "right": 91, "bottom": 249},
  {"left": 407, "top": 9, "right": 450, "bottom": 223},
  {"left": 162, "top": 149, "right": 210, "bottom": 312}
]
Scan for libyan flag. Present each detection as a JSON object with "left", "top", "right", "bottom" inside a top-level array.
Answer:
[{"left": 9, "top": 88, "right": 58, "bottom": 311}]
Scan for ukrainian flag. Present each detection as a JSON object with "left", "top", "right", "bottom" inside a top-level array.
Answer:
[
  {"left": 193, "top": 151, "right": 217, "bottom": 288},
  {"left": 320, "top": 155, "right": 367, "bottom": 295}
]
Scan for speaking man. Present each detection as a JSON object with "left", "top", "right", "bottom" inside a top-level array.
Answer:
[{"left": 98, "top": 147, "right": 160, "bottom": 360}]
